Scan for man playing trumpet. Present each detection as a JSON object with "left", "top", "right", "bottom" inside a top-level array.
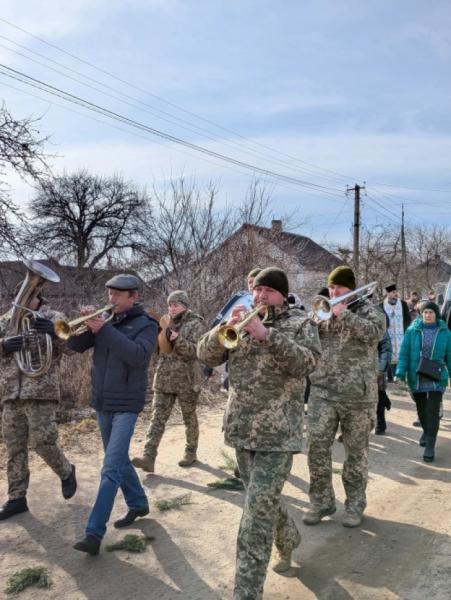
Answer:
[
  {"left": 133, "top": 290, "right": 205, "bottom": 473},
  {"left": 304, "top": 266, "right": 386, "bottom": 528},
  {"left": 69, "top": 274, "right": 158, "bottom": 555},
  {"left": 198, "top": 267, "right": 321, "bottom": 600}
]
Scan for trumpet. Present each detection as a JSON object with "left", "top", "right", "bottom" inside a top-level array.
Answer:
[
  {"left": 54, "top": 304, "right": 114, "bottom": 340},
  {"left": 218, "top": 304, "right": 268, "bottom": 349},
  {"left": 311, "top": 281, "right": 378, "bottom": 323}
]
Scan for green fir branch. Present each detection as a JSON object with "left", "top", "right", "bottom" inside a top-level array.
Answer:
[
  {"left": 6, "top": 566, "right": 51, "bottom": 595},
  {"left": 154, "top": 493, "right": 192, "bottom": 512},
  {"left": 106, "top": 534, "right": 154, "bottom": 553},
  {"left": 207, "top": 477, "right": 244, "bottom": 491}
]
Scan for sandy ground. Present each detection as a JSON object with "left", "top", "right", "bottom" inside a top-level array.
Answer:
[{"left": 1, "top": 385, "right": 451, "bottom": 600}]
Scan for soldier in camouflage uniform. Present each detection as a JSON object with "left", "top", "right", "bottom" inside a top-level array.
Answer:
[
  {"left": 0, "top": 290, "right": 76, "bottom": 521},
  {"left": 198, "top": 267, "right": 321, "bottom": 600},
  {"left": 304, "top": 266, "right": 386, "bottom": 528},
  {"left": 133, "top": 290, "right": 206, "bottom": 472}
]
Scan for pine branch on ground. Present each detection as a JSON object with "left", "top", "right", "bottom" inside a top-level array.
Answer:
[
  {"left": 154, "top": 493, "right": 192, "bottom": 512},
  {"left": 5, "top": 566, "right": 51, "bottom": 595},
  {"left": 106, "top": 534, "right": 154, "bottom": 553},
  {"left": 218, "top": 449, "right": 237, "bottom": 472},
  {"left": 207, "top": 477, "right": 244, "bottom": 491}
]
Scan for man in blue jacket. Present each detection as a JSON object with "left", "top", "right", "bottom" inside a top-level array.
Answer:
[{"left": 70, "top": 274, "right": 158, "bottom": 555}]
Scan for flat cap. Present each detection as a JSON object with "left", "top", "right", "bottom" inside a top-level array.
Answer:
[{"left": 105, "top": 274, "right": 140, "bottom": 291}]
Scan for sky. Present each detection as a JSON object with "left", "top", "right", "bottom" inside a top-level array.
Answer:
[{"left": 1, "top": 0, "right": 451, "bottom": 247}]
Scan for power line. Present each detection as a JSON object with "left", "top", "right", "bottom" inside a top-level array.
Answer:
[
  {"left": 0, "top": 63, "right": 348, "bottom": 197},
  {"left": 0, "top": 17, "right": 356, "bottom": 186}
]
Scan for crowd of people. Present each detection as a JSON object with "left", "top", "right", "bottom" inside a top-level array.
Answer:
[{"left": 0, "top": 260, "right": 450, "bottom": 600}]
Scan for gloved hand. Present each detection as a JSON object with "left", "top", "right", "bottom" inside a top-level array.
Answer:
[
  {"left": 31, "top": 317, "right": 55, "bottom": 337},
  {"left": 2, "top": 335, "right": 24, "bottom": 354},
  {"left": 384, "top": 396, "right": 392, "bottom": 411}
]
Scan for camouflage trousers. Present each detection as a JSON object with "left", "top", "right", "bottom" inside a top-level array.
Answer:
[
  {"left": 1, "top": 400, "right": 72, "bottom": 500},
  {"left": 233, "top": 449, "right": 301, "bottom": 600},
  {"left": 143, "top": 390, "right": 199, "bottom": 458},
  {"left": 307, "top": 397, "right": 374, "bottom": 512}
]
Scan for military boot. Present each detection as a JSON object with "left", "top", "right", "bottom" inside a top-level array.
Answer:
[
  {"left": 178, "top": 451, "right": 197, "bottom": 467},
  {"left": 0, "top": 497, "right": 28, "bottom": 521},
  {"left": 302, "top": 505, "right": 336, "bottom": 525},
  {"left": 132, "top": 455, "right": 155, "bottom": 473},
  {"left": 342, "top": 507, "right": 363, "bottom": 528},
  {"left": 423, "top": 436, "right": 435, "bottom": 462},
  {"left": 272, "top": 549, "right": 294, "bottom": 574}
]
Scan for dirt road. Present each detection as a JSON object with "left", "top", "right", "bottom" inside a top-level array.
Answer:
[{"left": 1, "top": 386, "right": 450, "bottom": 600}]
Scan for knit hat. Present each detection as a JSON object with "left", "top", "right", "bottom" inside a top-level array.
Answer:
[
  {"left": 247, "top": 267, "right": 262, "bottom": 279},
  {"left": 327, "top": 266, "right": 356, "bottom": 290},
  {"left": 253, "top": 267, "right": 289, "bottom": 297},
  {"left": 167, "top": 290, "right": 189, "bottom": 307},
  {"left": 420, "top": 301, "right": 440, "bottom": 320}
]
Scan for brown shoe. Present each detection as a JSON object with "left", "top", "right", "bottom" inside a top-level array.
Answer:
[
  {"left": 132, "top": 456, "right": 155, "bottom": 473},
  {"left": 178, "top": 452, "right": 197, "bottom": 467}
]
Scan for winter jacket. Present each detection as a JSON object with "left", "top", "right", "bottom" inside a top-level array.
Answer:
[
  {"left": 68, "top": 303, "right": 157, "bottom": 412},
  {"left": 378, "top": 331, "right": 393, "bottom": 372},
  {"left": 309, "top": 301, "right": 386, "bottom": 405},
  {"left": 198, "top": 304, "right": 321, "bottom": 452},
  {"left": 0, "top": 307, "right": 68, "bottom": 404},
  {"left": 153, "top": 309, "right": 205, "bottom": 394},
  {"left": 395, "top": 317, "right": 451, "bottom": 391}
]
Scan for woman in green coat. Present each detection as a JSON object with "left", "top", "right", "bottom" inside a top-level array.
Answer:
[{"left": 396, "top": 301, "right": 451, "bottom": 462}]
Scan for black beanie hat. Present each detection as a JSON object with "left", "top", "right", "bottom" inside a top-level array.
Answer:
[
  {"left": 421, "top": 301, "right": 441, "bottom": 320},
  {"left": 247, "top": 267, "right": 262, "bottom": 279},
  {"left": 253, "top": 267, "right": 289, "bottom": 297},
  {"left": 327, "top": 266, "right": 356, "bottom": 290}
]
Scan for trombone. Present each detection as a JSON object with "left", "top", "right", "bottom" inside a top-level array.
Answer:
[
  {"left": 54, "top": 304, "right": 114, "bottom": 340},
  {"left": 218, "top": 305, "right": 268, "bottom": 349},
  {"left": 311, "top": 281, "right": 378, "bottom": 323}
]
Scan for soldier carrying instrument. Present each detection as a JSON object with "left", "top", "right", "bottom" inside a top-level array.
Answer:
[
  {"left": 0, "top": 260, "right": 76, "bottom": 521},
  {"left": 198, "top": 267, "right": 321, "bottom": 600},
  {"left": 133, "top": 290, "right": 206, "bottom": 473}
]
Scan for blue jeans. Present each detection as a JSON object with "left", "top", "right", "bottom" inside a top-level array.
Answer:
[{"left": 86, "top": 411, "right": 148, "bottom": 540}]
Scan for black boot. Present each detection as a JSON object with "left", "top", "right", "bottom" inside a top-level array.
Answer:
[
  {"left": 0, "top": 497, "right": 29, "bottom": 521},
  {"left": 73, "top": 535, "right": 101, "bottom": 555},
  {"left": 62, "top": 465, "right": 77, "bottom": 499},
  {"left": 423, "top": 436, "right": 435, "bottom": 462},
  {"left": 419, "top": 432, "right": 426, "bottom": 447},
  {"left": 114, "top": 506, "right": 149, "bottom": 528}
]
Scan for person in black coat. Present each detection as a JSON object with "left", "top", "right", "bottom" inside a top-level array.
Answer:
[{"left": 70, "top": 274, "right": 158, "bottom": 555}]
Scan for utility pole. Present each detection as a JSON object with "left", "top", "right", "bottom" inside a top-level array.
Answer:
[
  {"left": 346, "top": 183, "right": 365, "bottom": 280},
  {"left": 400, "top": 204, "right": 408, "bottom": 298}
]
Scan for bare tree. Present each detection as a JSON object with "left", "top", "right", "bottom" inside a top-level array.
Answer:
[
  {"left": 133, "top": 176, "right": 300, "bottom": 319},
  {"left": 0, "top": 104, "right": 51, "bottom": 254},
  {"left": 26, "top": 170, "right": 148, "bottom": 268}
]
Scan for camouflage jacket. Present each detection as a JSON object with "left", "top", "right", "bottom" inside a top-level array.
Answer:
[
  {"left": 309, "top": 300, "right": 386, "bottom": 405},
  {"left": 0, "top": 308, "right": 67, "bottom": 404},
  {"left": 153, "top": 310, "right": 206, "bottom": 394},
  {"left": 197, "top": 305, "right": 321, "bottom": 452}
]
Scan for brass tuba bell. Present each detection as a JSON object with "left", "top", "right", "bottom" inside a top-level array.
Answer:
[{"left": 10, "top": 259, "right": 60, "bottom": 378}]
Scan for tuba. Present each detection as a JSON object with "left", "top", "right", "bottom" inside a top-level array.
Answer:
[{"left": 10, "top": 259, "right": 60, "bottom": 378}]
